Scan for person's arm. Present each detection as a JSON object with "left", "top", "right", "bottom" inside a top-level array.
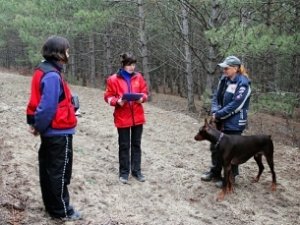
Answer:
[
  {"left": 214, "top": 84, "right": 251, "bottom": 120},
  {"left": 34, "top": 72, "right": 61, "bottom": 133},
  {"left": 211, "top": 88, "right": 220, "bottom": 114},
  {"left": 104, "top": 77, "right": 123, "bottom": 106}
]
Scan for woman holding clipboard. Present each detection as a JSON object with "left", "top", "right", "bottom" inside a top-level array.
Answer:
[{"left": 104, "top": 53, "right": 148, "bottom": 184}]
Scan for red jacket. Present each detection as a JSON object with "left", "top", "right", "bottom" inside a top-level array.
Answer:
[
  {"left": 26, "top": 61, "right": 77, "bottom": 129},
  {"left": 104, "top": 71, "right": 148, "bottom": 128}
]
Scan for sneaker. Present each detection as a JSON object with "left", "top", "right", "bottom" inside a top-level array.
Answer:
[
  {"left": 75, "top": 109, "right": 81, "bottom": 117},
  {"left": 132, "top": 173, "right": 146, "bottom": 182},
  {"left": 119, "top": 176, "right": 128, "bottom": 184},
  {"left": 215, "top": 179, "right": 224, "bottom": 188},
  {"left": 62, "top": 210, "right": 82, "bottom": 221},
  {"left": 201, "top": 171, "right": 221, "bottom": 182}
]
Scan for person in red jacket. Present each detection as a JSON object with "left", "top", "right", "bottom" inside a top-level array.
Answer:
[
  {"left": 104, "top": 53, "right": 148, "bottom": 184},
  {"left": 26, "top": 36, "right": 81, "bottom": 221}
]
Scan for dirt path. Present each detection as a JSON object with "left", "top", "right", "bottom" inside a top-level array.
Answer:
[{"left": 0, "top": 72, "right": 299, "bottom": 225}]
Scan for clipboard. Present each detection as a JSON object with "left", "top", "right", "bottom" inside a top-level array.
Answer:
[{"left": 122, "top": 93, "right": 143, "bottom": 101}]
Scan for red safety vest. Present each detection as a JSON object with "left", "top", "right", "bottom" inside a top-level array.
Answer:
[{"left": 26, "top": 61, "right": 77, "bottom": 129}]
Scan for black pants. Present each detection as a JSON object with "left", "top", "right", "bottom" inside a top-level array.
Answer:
[
  {"left": 210, "top": 131, "right": 242, "bottom": 177},
  {"left": 39, "top": 135, "right": 74, "bottom": 218},
  {"left": 117, "top": 125, "right": 143, "bottom": 177}
]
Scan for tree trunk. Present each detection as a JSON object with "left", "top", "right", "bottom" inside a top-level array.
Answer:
[
  {"left": 104, "top": 26, "right": 113, "bottom": 87},
  {"left": 89, "top": 33, "right": 96, "bottom": 87},
  {"left": 181, "top": 1, "right": 196, "bottom": 112},
  {"left": 70, "top": 50, "right": 75, "bottom": 81},
  {"left": 206, "top": 0, "right": 220, "bottom": 97},
  {"left": 138, "top": 0, "right": 151, "bottom": 99},
  {"left": 105, "top": 35, "right": 113, "bottom": 75}
]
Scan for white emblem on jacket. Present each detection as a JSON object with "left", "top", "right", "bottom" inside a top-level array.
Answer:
[{"left": 226, "top": 84, "right": 237, "bottom": 94}]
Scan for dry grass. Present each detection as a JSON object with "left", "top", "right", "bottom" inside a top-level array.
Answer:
[{"left": 0, "top": 72, "right": 299, "bottom": 225}]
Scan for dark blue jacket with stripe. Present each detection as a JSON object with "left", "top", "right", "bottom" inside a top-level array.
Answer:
[{"left": 211, "top": 74, "right": 251, "bottom": 132}]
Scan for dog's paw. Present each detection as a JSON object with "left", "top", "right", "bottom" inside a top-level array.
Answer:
[
  {"left": 271, "top": 183, "right": 276, "bottom": 191},
  {"left": 216, "top": 191, "right": 225, "bottom": 201},
  {"left": 227, "top": 187, "right": 234, "bottom": 194}
]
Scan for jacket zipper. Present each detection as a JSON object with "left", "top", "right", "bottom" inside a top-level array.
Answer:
[{"left": 124, "top": 75, "right": 136, "bottom": 126}]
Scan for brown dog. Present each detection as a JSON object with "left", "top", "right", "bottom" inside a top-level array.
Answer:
[{"left": 194, "top": 118, "right": 276, "bottom": 201}]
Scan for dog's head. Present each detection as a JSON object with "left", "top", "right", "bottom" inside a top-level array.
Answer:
[{"left": 194, "top": 118, "right": 214, "bottom": 141}]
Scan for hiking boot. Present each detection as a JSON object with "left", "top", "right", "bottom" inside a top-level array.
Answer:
[
  {"left": 201, "top": 171, "right": 220, "bottom": 182},
  {"left": 132, "top": 173, "right": 146, "bottom": 182},
  {"left": 62, "top": 210, "right": 82, "bottom": 221},
  {"left": 119, "top": 176, "right": 128, "bottom": 184}
]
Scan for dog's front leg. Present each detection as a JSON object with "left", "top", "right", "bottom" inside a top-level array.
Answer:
[
  {"left": 228, "top": 169, "right": 234, "bottom": 193},
  {"left": 224, "top": 164, "right": 233, "bottom": 194},
  {"left": 217, "top": 164, "right": 231, "bottom": 201}
]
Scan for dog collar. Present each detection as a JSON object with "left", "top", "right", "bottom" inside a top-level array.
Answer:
[{"left": 215, "top": 132, "right": 224, "bottom": 148}]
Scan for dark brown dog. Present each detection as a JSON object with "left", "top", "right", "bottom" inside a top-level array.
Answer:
[{"left": 194, "top": 118, "right": 276, "bottom": 201}]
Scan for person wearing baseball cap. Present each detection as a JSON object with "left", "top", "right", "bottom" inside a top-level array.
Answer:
[{"left": 201, "top": 55, "right": 252, "bottom": 188}]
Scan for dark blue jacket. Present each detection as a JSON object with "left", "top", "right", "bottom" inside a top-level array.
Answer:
[{"left": 211, "top": 74, "right": 251, "bottom": 132}]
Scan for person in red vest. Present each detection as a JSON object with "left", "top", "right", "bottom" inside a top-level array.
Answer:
[
  {"left": 26, "top": 36, "right": 81, "bottom": 221},
  {"left": 104, "top": 53, "right": 148, "bottom": 184}
]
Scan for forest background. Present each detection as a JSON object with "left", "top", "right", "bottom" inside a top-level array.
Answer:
[
  {"left": 0, "top": 1, "right": 300, "bottom": 224},
  {"left": 0, "top": 0, "right": 299, "bottom": 144}
]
